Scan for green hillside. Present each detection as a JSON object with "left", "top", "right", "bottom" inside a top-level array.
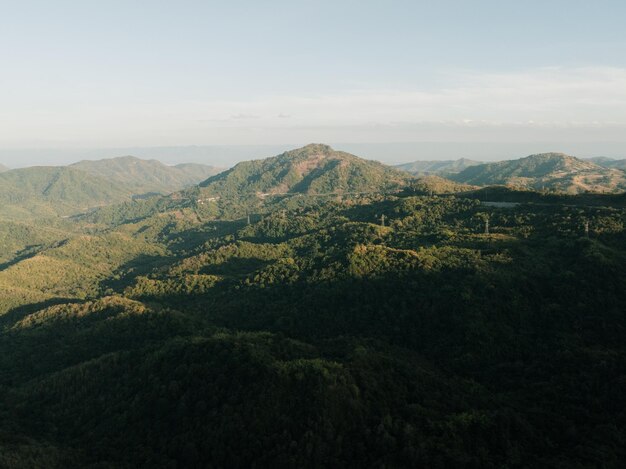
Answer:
[
  {"left": 0, "top": 146, "right": 625, "bottom": 467},
  {"left": 71, "top": 156, "right": 223, "bottom": 195},
  {"left": 198, "top": 144, "right": 413, "bottom": 198},
  {"left": 0, "top": 231, "right": 167, "bottom": 316},
  {"left": 0, "top": 166, "right": 134, "bottom": 219},
  {"left": 74, "top": 147, "right": 469, "bottom": 228},
  {"left": 407, "top": 175, "right": 477, "bottom": 194},
  {"left": 0, "top": 158, "right": 224, "bottom": 221},
  {"left": 452, "top": 153, "right": 626, "bottom": 193},
  {"left": 0, "top": 187, "right": 625, "bottom": 466}
]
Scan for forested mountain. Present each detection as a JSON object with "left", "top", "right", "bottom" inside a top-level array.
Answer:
[
  {"left": 589, "top": 156, "right": 626, "bottom": 170},
  {"left": 198, "top": 144, "right": 412, "bottom": 198},
  {"left": 0, "top": 144, "right": 625, "bottom": 467},
  {"left": 0, "top": 219, "right": 74, "bottom": 265},
  {"left": 0, "top": 166, "right": 134, "bottom": 219},
  {"left": 609, "top": 160, "right": 626, "bottom": 170},
  {"left": 451, "top": 152, "right": 626, "bottom": 193},
  {"left": 396, "top": 157, "right": 480, "bottom": 175},
  {"left": 77, "top": 148, "right": 474, "bottom": 228},
  {"left": 407, "top": 175, "right": 477, "bottom": 194},
  {"left": 0, "top": 157, "right": 224, "bottom": 220},
  {"left": 71, "top": 156, "right": 222, "bottom": 195}
]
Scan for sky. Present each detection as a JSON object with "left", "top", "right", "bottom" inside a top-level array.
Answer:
[{"left": 1, "top": 0, "right": 626, "bottom": 166}]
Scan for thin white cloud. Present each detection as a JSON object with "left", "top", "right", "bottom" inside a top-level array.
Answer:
[
  {"left": 206, "top": 67, "right": 626, "bottom": 127},
  {"left": 1, "top": 67, "right": 626, "bottom": 146}
]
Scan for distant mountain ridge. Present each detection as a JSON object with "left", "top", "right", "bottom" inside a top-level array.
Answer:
[
  {"left": 587, "top": 156, "right": 626, "bottom": 170},
  {"left": 2, "top": 148, "right": 624, "bottom": 222},
  {"left": 0, "top": 166, "right": 133, "bottom": 219},
  {"left": 396, "top": 158, "right": 480, "bottom": 176},
  {"left": 71, "top": 156, "right": 222, "bottom": 194},
  {"left": 408, "top": 175, "right": 477, "bottom": 194},
  {"left": 198, "top": 144, "right": 413, "bottom": 197},
  {"left": 0, "top": 164, "right": 8, "bottom": 172},
  {"left": 451, "top": 152, "right": 626, "bottom": 194},
  {"left": 0, "top": 156, "right": 223, "bottom": 220}
]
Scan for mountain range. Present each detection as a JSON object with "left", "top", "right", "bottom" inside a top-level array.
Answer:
[
  {"left": 2, "top": 147, "right": 626, "bottom": 223},
  {"left": 0, "top": 166, "right": 134, "bottom": 219},
  {"left": 588, "top": 156, "right": 626, "bottom": 170},
  {"left": 0, "top": 157, "right": 221, "bottom": 220},
  {"left": 395, "top": 158, "right": 480, "bottom": 175},
  {"left": 2, "top": 149, "right": 625, "bottom": 219},
  {"left": 0, "top": 144, "right": 626, "bottom": 467},
  {"left": 71, "top": 156, "right": 222, "bottom": 194},
  {"left": 450, "top": 152, "right": 626, "bottom": 193}
]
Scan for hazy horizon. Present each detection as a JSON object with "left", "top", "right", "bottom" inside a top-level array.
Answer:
[{"left": 1, "top": 141, "right": 625, "bottom": 169}]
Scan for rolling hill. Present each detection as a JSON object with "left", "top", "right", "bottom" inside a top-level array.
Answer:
[
  {"left": 407, "top": 175, "right": 477, "bottom": 194},
  {"left": 197, "top": 144, "right": 413, "bottom": 197},
  {"left": 0, "top": 232, "right": 166, "bottom": 316},
  {"left": 396, "top": 158, "right": 480, "bottom": 176},
  {"left": 588, "top": 156, "right": 626, "bottom": 170},
  {"left": 71, "top": 156, "right": 223, "bottom": 195},
  {"left": 0, "top": 164, "right": 8, "bottom": 172},
  {"left": 0, "top": 166, "right": 134, "bottom": 219},
  {"left": 451, "top": 152, "right": 626, "bottom": 193},
  {"left": 0, "top": 219, "right": 74, "bottom": 265},
  {"left": 0, "top": 152, "right": 625, "bottom": 466},
  {"left": 1, "top": 190, "right": 626, "bottom": 467}
]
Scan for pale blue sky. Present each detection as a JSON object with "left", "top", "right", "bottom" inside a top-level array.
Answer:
[{"left": 1, "top": 0, "right": 625, "bottom": 165}]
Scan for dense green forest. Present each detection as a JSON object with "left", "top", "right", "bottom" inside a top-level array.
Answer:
[{"left": 1, "top": 148, "right": 625, "bottom": 468}]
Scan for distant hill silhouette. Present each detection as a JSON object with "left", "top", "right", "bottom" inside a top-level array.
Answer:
[
  {"left": 72, "top": 156, "right": 222, "bottom": 194},
  {"left": 588, "top": 156, "right": 626, "bottom": 171},
  {"left": 0, "top": 166, "right": 133, "bottom": 219},
  {"left": 396, "top": 158, "right": 480, "bottom": 176},
  {"left": 451, "top": 152, "right": 626, "bottom": 193}
]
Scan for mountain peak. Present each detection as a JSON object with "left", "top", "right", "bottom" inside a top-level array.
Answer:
[
  {"left": 523, "top": 152, "right": 576, "bottom": 162},
  {"left": 527, "top": 152, "right": 570, "bottom": 158},
  {"left": 518, "top": 152, "right": 600, "bottom": 171},
  {"left": 299, "top": 143, "right": 334, "bottom": 152},
  {"left": 280, "top": 144, "right": 337, "bottom": 160},
  {"left": 199, "top": 145, "right": 412, "bottom": 196},
  {"left": 452, "top": 152, "right": 626, "bottom": 193}
]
